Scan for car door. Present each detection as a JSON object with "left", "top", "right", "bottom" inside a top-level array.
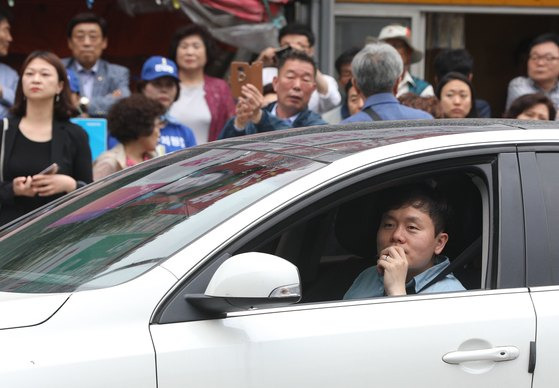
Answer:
[
  {"left": 151, "top": 151, "right": 535, "bottom": 388},
  {"left": 518, "top": 150, "right": 559, "bottom": 387}
]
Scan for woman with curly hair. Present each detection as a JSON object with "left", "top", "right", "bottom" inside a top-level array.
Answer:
[
  {"left": 93, "top": 94, "right": 165, "bottom": 180},
  {"left": 0, "top": 51, "right": 92, "bottom": 226}
]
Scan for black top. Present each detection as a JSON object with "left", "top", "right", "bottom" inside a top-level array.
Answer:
[
  {"left": 0, "top": 118, "right": 93, "bottom": 226},
  {"left": 1, "top": 129, "right": 54, "bottom": 224}
]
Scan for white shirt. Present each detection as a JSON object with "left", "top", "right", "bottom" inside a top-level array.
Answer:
[{"left": 169, "top": 83, "right": 212, "bottom": 145}]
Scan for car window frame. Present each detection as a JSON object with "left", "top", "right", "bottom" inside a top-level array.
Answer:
[
  {"left": 517, "top": 146, "right": 559, "bottom": 287},
  {"left": 152, "top": 146, "right": 524, "bottom": 325}
]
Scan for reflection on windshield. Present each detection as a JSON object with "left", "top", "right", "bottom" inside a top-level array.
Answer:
[{"left": 0, "top": 149, "right": 324, "bottom": 293}]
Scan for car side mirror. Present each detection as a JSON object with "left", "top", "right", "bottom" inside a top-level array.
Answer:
[{"left": 185, "top": 252, "right": 301, "bottom": 317}]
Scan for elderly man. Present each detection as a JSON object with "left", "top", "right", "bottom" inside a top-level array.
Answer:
[
  {"left": 341, "top": 43, "right": 433, "bottom": 123},
  {"left": 506, "top": 33, "right": 559, "bottom": 112},
  {"left": 379, "top": 24, "right": 433, "bottom": 98},
  {"left": 63, "top": 12, "right": 130, "bottom": 117},
  {"left": 0, "top": 7, "right": 17, "bottom": 118},
  {"left": 257, "top": 23, "right": 341, "bottom": 114},
  {"left": 219, "top": 51, "right": 326, "bottom": 139}
]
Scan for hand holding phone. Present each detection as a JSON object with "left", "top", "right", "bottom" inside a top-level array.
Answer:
[
  {"left": 37, "top": 163, "right": 58, "bottom": 175},
  {"left": 230, "top": 61, "right": 263, "bottom": 99}
]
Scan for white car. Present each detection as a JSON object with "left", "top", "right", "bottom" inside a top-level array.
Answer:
[{"left": 1, "top": 119, "right": 558, "bottom": 387}]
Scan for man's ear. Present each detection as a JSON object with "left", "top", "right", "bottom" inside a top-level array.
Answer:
[
  {"left": 434, "top": 232, "right": 449, "bottom": 255},
  {"left": 272, "top": 76, "right": 278, "bottom": 93},
  {"left": 101, "top": 37, "right": 108, "bottom": 51}
]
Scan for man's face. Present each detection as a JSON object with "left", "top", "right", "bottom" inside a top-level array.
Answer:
[
  {"left": 280, "top": 34, "right": 313, "bottom": 56},
  {"left": 273, "top": 59, "right": 316, "bottom": 116},
  {"left": 527, "top": 41, "right": 559, "bottom": 85},
  {"left": 384, "top": 38, "right": 412, "bottom": 68},
  {"left": 376, "top": 205, "right": 448, "bottom": 278},
  {"left": 338, "top": 63, "right": 352, "bottom": 88},
  {"left": 0, "top": 19, "right": 12, "bottom": 57},
  {"left": 67, "top": 22, "right": 107, "bottom": 69}
]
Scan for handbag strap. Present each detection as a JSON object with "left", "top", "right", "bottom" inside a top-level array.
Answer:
[
  {"left": 0, "top": 117, "right": 8, "bottom": 182},
  {"left": 364, "top": 106, "right": 382, "bottom": 121}
]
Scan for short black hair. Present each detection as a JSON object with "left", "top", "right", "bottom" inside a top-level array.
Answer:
[
  {"left": 0, "top": 6, "right": 13, "bottom": 23},
  {"left": 504, "top": 93, "right": 556, "bottom": 120},
  {"left": 169, "top": 24, "right": 216, "bottom": 71},
  {"left": 67, "top": 12, "right": 108, "bottom": 38},
  {"left": 108, "top": 94, "right": 165, "bottom": 145},
  {"left": 277, "top": 50, "right": 316, "bottom": 75},
  {"left": 378, "top": 183, "right": 451, "bottom": 236},
  {"left": 278, "top": 23, "right": 315, "bottom": 47},
  {"left": 529, "top": 32, "right": 559, "bottom": 52},
  {"left": 435, "top": 71, "right": 478, "bottom": 118},
  {"left": 334, "top": 47, "right": 361, "bottom": 76},
  {"left": 433, "top": 49, "right": 474, "bottom": 79}
]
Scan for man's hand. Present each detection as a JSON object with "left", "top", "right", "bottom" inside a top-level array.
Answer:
[
  {"left": 13, "top": 176, "right": 36, "bottom": 197},
  {"left": 111, "top": 89, "right": 123, "bottom": 98},
  {"left": 256, "top": 47, "right": 278, "bottom": 67},
  {"left": 377, "top": 246, "right": 408, "bottom": 296},
  {"left": 234, "top": 84, "right": 264, "bottom": 129},
  {"left": 31, "top": 174, "right": 77, "bottom": 196}
]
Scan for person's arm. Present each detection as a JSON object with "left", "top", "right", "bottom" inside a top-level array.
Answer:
[
  {"left": 309, "top": 73, "right": 342, "bottom": 113},
  {"left": 87, "top": 66, "right": 131, "bottom": 117}
]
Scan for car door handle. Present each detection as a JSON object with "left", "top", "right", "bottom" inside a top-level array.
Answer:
[{"left": 443, "top": 346, "right": 520, "bottom": 364}]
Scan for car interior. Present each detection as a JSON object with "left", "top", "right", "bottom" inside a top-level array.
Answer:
[{"left": 237, "top": 168, "right": 486, "bottom": 304}]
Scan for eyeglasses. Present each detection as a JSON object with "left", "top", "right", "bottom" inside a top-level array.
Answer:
[{"left": 528, "top": 54, "right": 559, "bottom": 63}]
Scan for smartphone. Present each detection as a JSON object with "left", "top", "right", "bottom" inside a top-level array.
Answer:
[
  {"left": 230, "top": 61, "right": 263, "bottom": 99},
  {"left": 38, "top": 163, "right": 58, "bottom": 175},
  {"left": 274, "top": 45, "right": 292, "bottom": 59}
]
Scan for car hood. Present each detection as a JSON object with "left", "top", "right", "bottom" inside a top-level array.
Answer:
[{"left": 0, "top": 292, "right": 70, "bottom": 330}]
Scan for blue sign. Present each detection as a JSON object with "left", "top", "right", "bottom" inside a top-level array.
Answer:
[{"left": 71, "top": 118, "right": 107, "bottom": 161}]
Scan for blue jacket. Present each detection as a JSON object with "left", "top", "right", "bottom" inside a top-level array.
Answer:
[
  {"left": 341, "top": 93, "right": 433, "bottom": 123},
  {"left": 62, "top": 57, "right": 131, "bottom": 117},
  {"left": 219, "top": 103, "right": 327, "bottom": 139}
]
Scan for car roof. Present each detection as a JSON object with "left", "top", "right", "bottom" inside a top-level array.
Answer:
[{"left": 205, "top": 119, "right": 559, "bottom": 163}]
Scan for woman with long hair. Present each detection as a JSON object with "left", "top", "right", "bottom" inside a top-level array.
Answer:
[
  {"left": 168, "top": 24, "right": 235, "bottom": 144},
  {"left": 0, "top": 51, "right": 92, "bottom": 226}
]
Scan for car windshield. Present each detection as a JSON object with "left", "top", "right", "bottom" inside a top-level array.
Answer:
[{"left": 0, "top": 147, "right": 324, "bottom": 293}]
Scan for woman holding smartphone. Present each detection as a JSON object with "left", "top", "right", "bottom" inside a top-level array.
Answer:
[{"left": 0, "top": 51, "right": 92, "bottom": 226}]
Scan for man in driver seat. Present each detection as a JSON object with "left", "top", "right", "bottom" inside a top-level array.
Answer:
[{"left": 344, "top": 184, "right": 465, "bottom": 299}]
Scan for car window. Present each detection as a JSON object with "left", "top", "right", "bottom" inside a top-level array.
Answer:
[
  {"left": 226, "top": 167, "right": 488, "bottom": 303},
  {"left": 0, "top": 149, "right": 324, "bottom": 293}
]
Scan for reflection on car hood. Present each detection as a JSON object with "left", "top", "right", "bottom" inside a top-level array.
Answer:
[{"left": 0, "top": 292, "right": 70, "bottom": 330}]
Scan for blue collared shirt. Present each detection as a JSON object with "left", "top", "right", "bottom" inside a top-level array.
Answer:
[
  {"left": 344, "top": 256, "right": 465, "bottom": 300},
  {"left": 341, "top": 92, "right": 433, "bottom": 123},
  {"left": 75, "top": 61, "right": 100, "bottom": 99},
  {"left": 0, "top": 62, "right": 18, "bottom": 118}
]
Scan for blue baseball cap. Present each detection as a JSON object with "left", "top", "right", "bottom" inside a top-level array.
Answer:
[
  {"left": 66, "top": 68, "right": 80, "bottom": 94},
  {"left": 141, "top": 56, "right": 179, "bottom": 81}
]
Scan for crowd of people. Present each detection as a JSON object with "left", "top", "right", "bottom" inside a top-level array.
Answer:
[{"left": 0, "top": 7, "right": 558, "bottom": 226}]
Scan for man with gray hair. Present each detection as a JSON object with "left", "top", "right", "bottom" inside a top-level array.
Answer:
[{"left": 341, "top": 42, "right": 433, "bottom": 123}]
